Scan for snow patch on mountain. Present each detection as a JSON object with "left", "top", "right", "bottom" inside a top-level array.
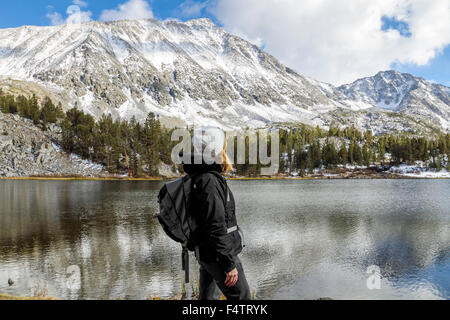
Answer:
[{"left": 0, "top": 20, "right": 448, "bottom": 134}]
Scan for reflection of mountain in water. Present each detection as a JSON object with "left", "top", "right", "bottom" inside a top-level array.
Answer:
[
  {"left": 0, "top": 179, "right": 449, "bottom": 299},
  {"left": 233, "top": 180, "right": 450, "bottom": 299}
]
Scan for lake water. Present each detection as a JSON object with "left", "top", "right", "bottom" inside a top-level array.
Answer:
[{"left": 0, "top": 179, "right": 448, "bottom": 300}]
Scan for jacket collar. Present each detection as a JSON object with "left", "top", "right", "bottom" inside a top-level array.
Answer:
[{"left": 182, "top": 154, "right": 223, "bottom": 175}]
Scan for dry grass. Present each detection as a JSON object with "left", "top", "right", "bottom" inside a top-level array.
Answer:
[
  {"left": 1, "top": 170, "right": 443, "bottom": 182},
  {"left": 0, "top": 176, "right": 163, "bottom": 181},
  {"left": 0, "top": 294, "right": 56, "bottom": 300}
]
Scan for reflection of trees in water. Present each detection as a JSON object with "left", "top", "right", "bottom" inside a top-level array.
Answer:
[
  {"left": 1, "top": 180, "right": 449, "bottom": 299},
  {"left": 0, "top": 180, "right": 186, "bottom": 299},
  {"left": 0, "top": 181, "right": 61, "bottom": 247}
]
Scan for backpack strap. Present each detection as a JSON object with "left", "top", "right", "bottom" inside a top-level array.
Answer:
[{"left": 182, "top": 247, "right": 189, "bottom": 284}]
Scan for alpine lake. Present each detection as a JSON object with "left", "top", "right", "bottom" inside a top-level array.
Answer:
[{"left": 0, "top": 179, "right": 448, "bottom": 300}]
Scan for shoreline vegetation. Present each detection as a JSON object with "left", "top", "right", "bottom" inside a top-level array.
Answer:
[{"left": 0, "top": 168, "right": 449, "bottom": 181}]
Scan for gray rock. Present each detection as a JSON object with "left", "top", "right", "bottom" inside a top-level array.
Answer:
[{"left": 0, "top": 113, "right": 106, "bottom": 177}]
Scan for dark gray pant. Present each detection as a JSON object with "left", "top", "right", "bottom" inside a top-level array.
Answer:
[{"left": 198, "top": 257, "right": 251, "bottom": 300}]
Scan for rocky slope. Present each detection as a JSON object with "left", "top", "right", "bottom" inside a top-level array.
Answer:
[
  {"left": 0, "top": 112, "right": 105, "bottom": 177},
  {"left": 0, "top": 19, "right": 448, "bottom": 134},
  {"left": 338, "top": 70, "right": 450, "bottom": 132}
]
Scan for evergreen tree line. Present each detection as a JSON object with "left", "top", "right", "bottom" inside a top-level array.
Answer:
[
  {"left": 1, "top": 91, "right": 449, "bottom": 176},
  {"left": 0, "top": 90, "right": 64, "bottom": 130},
  {"left": 0, "top": 91, "right": 174, "bottom": 176},
  {"left": 225, "top": 125, "right": 449, "bottom": 176},
  {"left": 61, "top": 109, "right": 175, "bottom": 176},
  {"left": 273, "top": 125, "right": 450, "bottom": 176}
]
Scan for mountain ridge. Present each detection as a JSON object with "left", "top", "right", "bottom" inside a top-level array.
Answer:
[{"left": 0, "top": 18, "right": 448, "bottom": 134}]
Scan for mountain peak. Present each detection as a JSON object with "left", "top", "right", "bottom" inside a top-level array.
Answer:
[
  {"left": 376, "top": 70, "right": 403, "bottom": 79},
  {"left": 0, "top": 21, "right": 448, "bottom": 133},
  {"left": 377, "top": 69, "right": 401, "bottom": 75},
  {"left": 185, "top": 17, "right": 216, "bottom": 27},
  {"left": 338, "top": 70, "right": 449, "bottom": 131}
]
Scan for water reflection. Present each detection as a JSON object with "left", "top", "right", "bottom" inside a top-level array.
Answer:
[{"left": 0, "top": 180, "right": 448, "bottom": 299}]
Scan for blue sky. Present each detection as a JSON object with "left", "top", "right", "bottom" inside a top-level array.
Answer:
[
  {"left": 0, "top": 0, "right": 213, "bottom": 28},
  {"left": 0, "top": 0, "right": 449, "bottom": 86}
]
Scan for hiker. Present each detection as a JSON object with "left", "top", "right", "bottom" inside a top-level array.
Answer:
[{"left": 184, "top": 127, "right": 251, "bottom": 300}]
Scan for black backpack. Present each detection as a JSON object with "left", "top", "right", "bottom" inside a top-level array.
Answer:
[
  {"left": 157, "top": 174, "right": 200, "bottom": 283},
  {"left": 157, "top": 171, "right": 227, "bottom": 283}
]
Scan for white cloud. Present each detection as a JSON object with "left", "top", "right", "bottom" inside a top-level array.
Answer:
[
  {"left": 176, "top": 0, "right": 208, "bottom": 18},
  {"left": 99, "top": 0, "right": 154, "bottom": 22},
  {"left": 209, "top": 0, "right": 450, "bottom": 85},
  {"left": 66, "top": 5, "right": 92, "bottom": 24},
  {"left": 46, "top": 12, "right": 64, "bottom": 26},
  {"left": 73, "top": 0, "right": 88, "bottom": 8},
  {"left": 47, "top": 1, "right": 92, "bottom": 26}
]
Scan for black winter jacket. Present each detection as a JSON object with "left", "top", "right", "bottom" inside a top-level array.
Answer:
[{"left": 184, "top": 162, "right": 243, "bottom": 273}]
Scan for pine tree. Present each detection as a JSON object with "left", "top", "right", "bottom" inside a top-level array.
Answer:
[
  {"left": 40, "top": 96, "right": 59, "bottom": 130},
  {"left": 322, "top": 141, "right": 338, "bottom": 167},
  {"left": 348, "top": 141, "right": 355, "bottom": 164},
  {"left": 30, "top": 94, "right": 40, "bottom": 125},
  {"left": 354, "top": 142, "right": 363, "bottom": 166},
  {"left": 339, "top": 143, "right": 348, "bottom": 165},
  {"left": 362, "top": 144, "right": 371, "bottom": 167},
  {"left": 143, "top": 113, "right": 161, "bottom": 176}
]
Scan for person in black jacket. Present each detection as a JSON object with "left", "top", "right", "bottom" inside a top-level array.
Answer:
[{"left": 184, "top": 127, "right": 251, "bottom": 300}]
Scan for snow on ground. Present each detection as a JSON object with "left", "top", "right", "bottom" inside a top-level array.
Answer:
[
  {"left": 51, "top": 142, "right": 62, "bottom": 152},
  {"left": 345, "top": 164, "right": 368, "bottom": 170},
  {"left": 69, "top": 154, "right": 105, "bottom": 173},
  {"left": 78, "top": 91, "right": 96, "bottom": 115},
  {"left": 435, "top": 114, "right": 450, "bottom": 132},
  {"left": 389, "top": 164, "right": 450, "bottom": 178}
]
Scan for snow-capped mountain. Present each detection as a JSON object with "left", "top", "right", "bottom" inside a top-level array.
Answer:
[
  {"left": 338, "top": 70, "right": 449, "bottom": 130},
  {"left": 339, "top": 71, "right": 419, "bottom": 110},
  {"left": 0, "top": 18, "right": 448, "bottom": 133}
]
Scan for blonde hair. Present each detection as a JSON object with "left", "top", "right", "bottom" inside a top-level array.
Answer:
[{"left": 221, "top": 138, "right": 234, "bottom": 174}]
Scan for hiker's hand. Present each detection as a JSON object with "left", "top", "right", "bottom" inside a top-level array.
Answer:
[{"left": 225, "top": 268, "right": 238, "bottom": 287}]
